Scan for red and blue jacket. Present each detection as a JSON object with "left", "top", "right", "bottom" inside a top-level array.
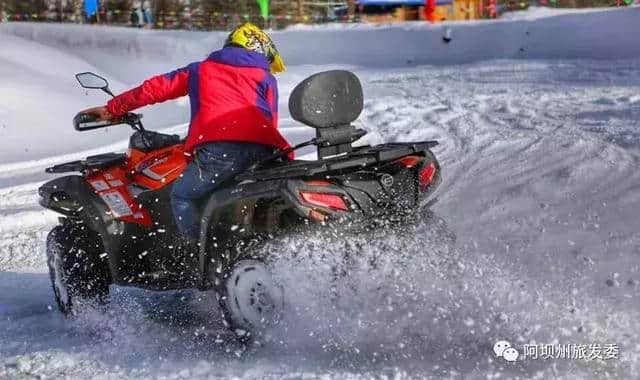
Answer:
[{"left": 107, "top": 47, "right": 292, "bottom": 156}]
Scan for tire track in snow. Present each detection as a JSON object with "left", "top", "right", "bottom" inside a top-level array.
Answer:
[
  {"left": 1, "top": 59, "right": 640, "bottom": 378},
  {"left": 356, "top": 60, "right": 640, "bottom": 378}
]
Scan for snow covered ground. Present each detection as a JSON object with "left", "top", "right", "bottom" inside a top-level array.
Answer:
[{"left": 1, "top": 7, "right": 640, "bottom": 379}]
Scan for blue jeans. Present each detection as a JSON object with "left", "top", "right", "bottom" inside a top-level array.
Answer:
[{"left": 170, "top": 141, "right": 274, "bottom": 240}]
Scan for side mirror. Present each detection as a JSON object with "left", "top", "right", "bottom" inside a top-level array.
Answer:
[{"left": 75, "top": 72, "right": 114, "bottom": 97}]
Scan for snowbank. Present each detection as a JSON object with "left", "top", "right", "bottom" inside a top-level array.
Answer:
[
  {"left": 2, "top": 7, "right": 639, "bottom": 70},
  {"left": 499, "top": 5, "right": 622, "bottom": 20},
  {"left": 0, "top": 8, "right": 640, "bottom": 163},
  {"left": 0, "top": 6, "right": 638, "bottom": 164},
  {"left": 0, "top": 33, "right": 137, "bottom": 164},
  {"left": 277, "top": 7, "right": 640, "bottom": 65}
]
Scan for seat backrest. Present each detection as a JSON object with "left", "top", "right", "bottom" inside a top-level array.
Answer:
[
  {"left": 288, "top": 70, "right": 366, "bottom": 159},
  {"left": 289, "top": 70, "right": 363, "bottom": 128}
]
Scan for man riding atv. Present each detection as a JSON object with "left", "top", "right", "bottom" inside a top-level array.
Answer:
[
  {"left": 43, "top": 24, "right": 442, "bottom": 340},
  {"left": 81, "top": 23, "right": 290, "bottom": 246}
]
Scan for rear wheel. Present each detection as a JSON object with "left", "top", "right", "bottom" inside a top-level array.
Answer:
[
  {"left": 213, "top": 246, "right": 284, "bottom": 343},
  {"left": 46, "top": 221, "right": 110, "bottom": 315},
  {"left": 205, "top": 201, "right": 289, "bottom": 343}
]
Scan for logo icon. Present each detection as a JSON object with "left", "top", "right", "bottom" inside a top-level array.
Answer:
[
  {"left": 494, "top": 340, "right": 519, "bottom": 362},
  {"left": 380, "top": 174, "right": 394, "bottom": 188}
]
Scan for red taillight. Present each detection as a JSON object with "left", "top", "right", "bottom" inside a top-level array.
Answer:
[
  {"left": 395, "top": 156, "right": 420, "bottom": 168},
  {"left": 300, "top": 192, "right": 348, "bottom": 211},
  {"left": 419, "top": 163, "right": 436, "bottom": 192},
  {"left": 305, "top": 180, "right": 333, "bottom": 186}
]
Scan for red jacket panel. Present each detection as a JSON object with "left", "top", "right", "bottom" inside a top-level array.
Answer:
[{"left": 107, "top": 47, "right": 292, "bottom": 157}]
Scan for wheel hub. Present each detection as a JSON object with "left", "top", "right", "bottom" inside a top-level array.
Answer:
[
  {"left": 226, "top": 260, "right": 283, "bottom": 330},
  {"left": 249, "top": 282, "right": 276, "bottom": 314}
]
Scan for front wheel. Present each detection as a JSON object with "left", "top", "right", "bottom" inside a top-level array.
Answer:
[
  {"left": 46, "top": 222, "right": 110, "bottom": 315},
  {"left": 215, "top": 258, "right": 284, "bottom": 342}
]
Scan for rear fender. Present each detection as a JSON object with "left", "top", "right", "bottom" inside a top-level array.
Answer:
[
  {"left": 197, "top": 178, "right": 359, "bottom": 289},
  {"left": 198, "top": 180, "right": 284, "bottom": 289},
  {"left": 332, "top": 151, "right": 441, "bottom": 212},
  {"left": 381, "top": 150, "right": 441, "bottom": 207},
  {"left": 411, "top": 149, "right": 442, "bottom": 202}
]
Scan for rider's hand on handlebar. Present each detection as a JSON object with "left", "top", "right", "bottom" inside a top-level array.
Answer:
[{"left": 81, "top": 106, "right": 113, "bottom": 121}]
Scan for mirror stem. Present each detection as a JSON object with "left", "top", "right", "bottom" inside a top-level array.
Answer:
[{"left": 102, "top": 88, "right": 115, "bottom": 98}]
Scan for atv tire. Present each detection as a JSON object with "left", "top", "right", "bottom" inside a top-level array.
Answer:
[
  {"left": 213, "top": 243, "right": 284, "bottom": 343},
  {"left": 46, "top": 221, "right": 110, "bottom": 315}
]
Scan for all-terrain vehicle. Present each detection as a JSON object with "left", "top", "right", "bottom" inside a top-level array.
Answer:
[{"left": 39, "top": 70, "right": 441, "bottom": 341}]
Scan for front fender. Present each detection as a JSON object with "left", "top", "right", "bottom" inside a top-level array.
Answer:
[
  {"left": 39, "top": 176, "right": 109, "bottom": 234},
  {"left": 38, "top": 175, "right": 133, "bottom": 284}
]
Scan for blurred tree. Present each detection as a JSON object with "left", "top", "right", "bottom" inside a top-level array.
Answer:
[
  {"left": 5, "top": 0, "right": 47, "bottom": 15},
  {"left": 102, "top": 0, "right": 132, "bottom": 23},
  {"left": 69, "top": 0, "right": 83, "bottom": 20},
  {"left": 155, "top": 0, "right": 183, "bottom": 28},
  {"left": 297, "top": 0, "right": 304, "bottom": 19},
  {"left": 347, "top": 0, "right": 355, "bottom": 18},
  {"left": 103, "top": 0, "right": 132, "bottom": 9},
  {"left": 187, "top": 0, "right": 260, "bottom": 29}
]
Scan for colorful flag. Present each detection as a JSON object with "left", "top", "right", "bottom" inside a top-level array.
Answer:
[
  {"left": 256, "top": 0, "right": 269, "bottom": 20},
  {"left": 85, "top": 0, "right": 99, "bottom": 17},
  {"left": 424, "top": 0, "right": 436, "bottom": 22}
]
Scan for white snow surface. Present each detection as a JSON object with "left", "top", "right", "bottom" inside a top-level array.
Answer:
[{"left": 1, "top": 7, "right": 640, "bottom": 379}]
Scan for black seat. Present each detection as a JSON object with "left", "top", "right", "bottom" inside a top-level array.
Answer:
[
  {"left": 45, "top": 153, "right": 127, "bottom": 173},
  {"left": 85, "top": 153, "right": 127, "bottom": 170},
  {"left": 129, "top": 130, "right": 181, "bottom": 153}
]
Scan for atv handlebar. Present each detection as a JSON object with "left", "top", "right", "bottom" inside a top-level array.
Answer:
[{"left": 73, "top": 112, "right": 143, "bottom": 132}]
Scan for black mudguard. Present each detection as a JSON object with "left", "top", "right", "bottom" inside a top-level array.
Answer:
[
  {"left": 197, "top": 179, "right": 286, "bottom": 289},
  {"left": 39, "top": 175, "right": 110, "bottom": 238},
  {"left": 39, "top": 176, "right": 168, "bottom": 288}
]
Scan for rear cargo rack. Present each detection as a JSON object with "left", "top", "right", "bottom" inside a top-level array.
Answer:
[{"left": 236, "top": 141, "right": 438, "bottom": 181}]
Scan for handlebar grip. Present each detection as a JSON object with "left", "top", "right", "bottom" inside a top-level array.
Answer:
[
  {"left": 75, "top": 112, "right": 97, "bottom": 123},
  {"left": 73, "top": 112, "right": 110, "bottom": 131},
  {"left": 72, "top": 111, "right": 143, "bottom": 132},
  {"left": 118, "top": 112, "right": 142, "bottom": 124}
]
